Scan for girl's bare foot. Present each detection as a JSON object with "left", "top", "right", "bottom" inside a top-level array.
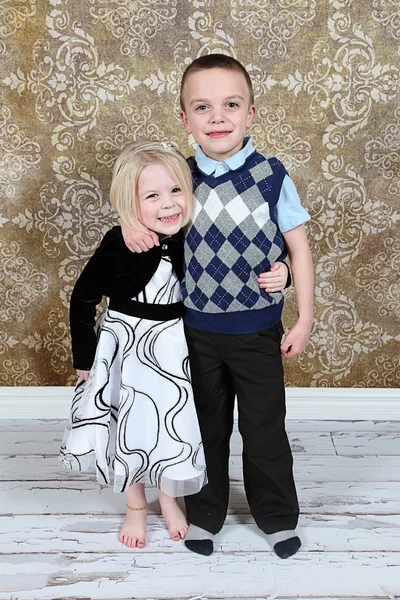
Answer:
[
  {"left": 119, "top": 483, "right": 147, "bottom": 549},
  {"left": 159, "top": 491, "right": 188, "bottom": 541}
]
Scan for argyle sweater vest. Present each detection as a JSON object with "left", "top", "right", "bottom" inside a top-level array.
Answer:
[{"left": 182, "top": 151, "right": 288, "bottom": 334}]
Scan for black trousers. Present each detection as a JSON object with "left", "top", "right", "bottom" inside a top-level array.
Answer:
[{"left": 184, "top": 322, "right": 299, "bottom": 535}]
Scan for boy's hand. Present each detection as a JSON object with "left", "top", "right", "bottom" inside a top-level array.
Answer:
[
  {"left": 258, "top": 262, "right": 288, "bottom": 293},
  {"left": 280, "top": 322, "right": 311, "bottom": 358},
  {"left": 120, "top": 220, "right": 159, "bottom": 253},
  {"left": 77, "top": 369, "right": 90, "bottom": 381}
]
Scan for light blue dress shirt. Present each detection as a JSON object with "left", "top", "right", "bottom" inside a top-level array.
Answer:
[{"left": 195, "top": 137, "right": 310, "bottom": 233}]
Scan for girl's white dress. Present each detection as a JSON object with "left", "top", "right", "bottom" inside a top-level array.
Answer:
[{"left": 60, "top": 257, "right": 207, "bottom": 496}]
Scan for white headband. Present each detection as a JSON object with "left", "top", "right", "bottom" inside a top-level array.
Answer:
[{"left": 132, "top": 141, "right": 176, "bottom": 154}]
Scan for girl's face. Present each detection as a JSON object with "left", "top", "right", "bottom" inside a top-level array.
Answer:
[{"left": 137, "top": 163, "right": 186, "bottom": 236}]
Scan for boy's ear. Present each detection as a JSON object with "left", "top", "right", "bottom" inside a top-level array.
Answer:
[
  {"left": 246, "top": 104, "right": 256, "bottom": 128},
  {"left": 180, "top": 110, "right": 192, "bottom": 134}
]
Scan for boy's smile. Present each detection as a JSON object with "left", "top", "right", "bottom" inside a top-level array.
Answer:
[{"left": 180, "top": 68, "right": 256, "bottom": 162}]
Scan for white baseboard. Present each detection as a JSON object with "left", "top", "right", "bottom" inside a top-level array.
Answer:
[{"left": 0, "top": 387, "right": 399, "bottom": 420}]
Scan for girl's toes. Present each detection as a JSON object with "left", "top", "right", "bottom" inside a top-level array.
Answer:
[
  {"left": 137, "top": 539, "right": 146, "bottom": 548},
  {"left": 179, "top": 527, "right": 188, "bottom": 539}
]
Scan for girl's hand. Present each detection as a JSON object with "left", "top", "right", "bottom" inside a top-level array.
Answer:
[
  {"left": 76, "top": 369, "right": 90, "bottom": 381},
  {"left": 120, "top": 219, "right": 159, "bottom": 253},
  {"left": 258, "top": 262, "right": 289, "bottom": 293}
]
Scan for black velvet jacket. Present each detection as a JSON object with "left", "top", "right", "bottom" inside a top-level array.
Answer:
[{"left": 70, "top": 226, "right": 184, "bottom": 370}]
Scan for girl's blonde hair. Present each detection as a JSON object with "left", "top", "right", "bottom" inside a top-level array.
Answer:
[{"left": 110, "top": 141, "right": 193, "bottom": 231}]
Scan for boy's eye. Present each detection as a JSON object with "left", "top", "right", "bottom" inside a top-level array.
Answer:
[
  {"left": 227, "top": 102, "right": 239, "bottom": 108},
  {"left": 195, "top": 104, "right": 208, "bottom": 111}
]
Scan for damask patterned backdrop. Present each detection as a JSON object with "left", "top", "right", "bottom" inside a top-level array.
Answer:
[{"left": 0, "top": 0, "right": 399, "bottom": 389}]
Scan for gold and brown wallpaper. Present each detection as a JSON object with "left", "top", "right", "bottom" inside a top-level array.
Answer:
[{"left": 0, "top": 0, "right": 399, "bottom": 388}]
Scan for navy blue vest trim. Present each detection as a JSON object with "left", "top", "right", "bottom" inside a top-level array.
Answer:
[{"left": 184, "top": 299, "right": 284, "bottom": 334}]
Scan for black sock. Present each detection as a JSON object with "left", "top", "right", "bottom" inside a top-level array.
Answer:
[
  {"left": 184, "top": 524, "right": 214, "bottom": 556},
  {"left": 266, "top": 530, "right": 301, "bottom": 559}
]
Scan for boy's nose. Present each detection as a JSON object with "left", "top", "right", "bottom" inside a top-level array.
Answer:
[{"left": 210, "top": 109, "right": 224, "bottom": 123}]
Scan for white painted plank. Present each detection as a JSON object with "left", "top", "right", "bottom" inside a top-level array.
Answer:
[
  {"left": 2, "top": 481, "right": 400, "bottom": 515},
  {"left": 332, "top": 431, "right": 400, "bottom": 456},
  {"left": 4, "top": 429, "right": 400, "bottom": 457},
  {"left": 0, "top": 430, "right": 338, "bottom": 456},
  {"left": 0, "top": 552, "right": 399, "bottom": 598},
  {"left": 1, "top": 514, "right": 400, "bottom": 554},
  {"left": 1, "top": 418, "right": 399, "bottom": 432},
  {"left": 2, "top": 454, "right": 400, "bottom": 483},
  {"left": 0, "top": 419, "right": 66, "bottom": 432},
  {"left": 4, "top": 430, "right": 328, "bottom": 457}
]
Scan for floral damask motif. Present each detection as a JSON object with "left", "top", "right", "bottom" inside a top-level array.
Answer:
[
  {"left": 12, "top": 159, "right": 117, "bottom": 258},
  {"left": 0, "top": 241, "right": 48, "bottom": 322},
  {"left": 89, "top": 0, "right": 177, "bottom": 57},
  {"left": 302, "top": 286, "right": 394, "bottom": 385},
  {"left": 0, "top": 0, "right": 36, "bottom": 56},
  {"left": 95, "top": 105, "right": 178, "bottom": 168},
  {"left": 22, "top": 308, "right": 71, "bottom": 375},
  {"left": 357, "top": 355, "right": 400, "bottom": 387},
  {"left": 282, "top": 12, "right": 400, "bottom": 149},
  {"left": 3, "top": 2, "right": 140, "bottom": 142},
  {"left": 372, "top": 0, "right": 400, "bottom": 53},
  {"left": 309, "top": 155, "right": 398, "bottom": 264},
  {"left": 231, "top": 0, "right": 316, "bottom": 59},
  {"left": 188, "top": 4, "right": 236, "bottom": 56},
  {"left": 251, "top": 105, "right": 311, "bottom": 173},
  {"left": 0, "top": 106, "right": 41, "bottom": 200},
  {"left": 1, "top": 0, "right": 399, "bottom": 389},
  {"left": 0, "top": 332, "right": 18, "bottom": 354},
  {"left": 0, "top": 359, "right": 43, "bottom": 385},
  {"left": 143, "top": 39, "right": 193, "bottom": 117},
  {"left": 355, "top": 237, "right": 400, "bottom": 320},
  {"left": 365, "top": 106, "right": 400, "bottom": 196}
]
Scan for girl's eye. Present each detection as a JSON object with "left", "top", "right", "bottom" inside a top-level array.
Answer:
[
  {"left": 146, "top": 193, "right": 158, "bottom": 200},
  {"left": 172, "top": 187, "right": 181, "bottom": 193}
]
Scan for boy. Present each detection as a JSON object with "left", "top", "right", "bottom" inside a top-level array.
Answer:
[{"left": 123, "top": 55, "right": 314, "bottom": 559}]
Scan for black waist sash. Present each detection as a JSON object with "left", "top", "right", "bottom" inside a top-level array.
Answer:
[{"left": 108, "top": 298, "right": 184, "bottom": 321}]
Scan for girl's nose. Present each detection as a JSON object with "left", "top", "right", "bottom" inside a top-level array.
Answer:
[{"left": 162, "top": 194, "right": 175, "bottom": 208}]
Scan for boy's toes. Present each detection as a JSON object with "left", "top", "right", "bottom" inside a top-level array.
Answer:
[{"left": 179, "top": 526, "right": 188, "bottom": 539}]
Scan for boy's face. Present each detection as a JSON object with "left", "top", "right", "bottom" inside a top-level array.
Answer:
[{"left": 180, "top": 68, "right": 256, "bottom": 162}]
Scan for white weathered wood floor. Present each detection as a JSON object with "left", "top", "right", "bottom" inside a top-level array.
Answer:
[{"left": 0, "top": 419, "right": 399, "bottom": 600}]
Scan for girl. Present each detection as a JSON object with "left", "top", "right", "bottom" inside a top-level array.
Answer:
[{"left": 60, "top": 141, "right": 207, "bottom": 549}]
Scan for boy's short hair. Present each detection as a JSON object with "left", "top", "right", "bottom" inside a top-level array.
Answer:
[
  {"left": 110, "top": 142, "right": 194, "bottom": 232},
  {"left": 180, "top": 54, "right": 254, "bottom": 110}
]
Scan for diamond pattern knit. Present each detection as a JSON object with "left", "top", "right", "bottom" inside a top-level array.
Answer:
[{"left": 182, "top": 152, "right": 288, "bottom": 333}]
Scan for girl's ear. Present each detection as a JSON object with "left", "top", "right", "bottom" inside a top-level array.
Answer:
[{"left": 180, "top": 111, "right": 192, "bottom": 135}]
